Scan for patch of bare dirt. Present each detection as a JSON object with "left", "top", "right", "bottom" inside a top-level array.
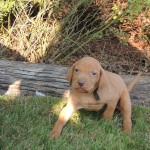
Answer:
[{"left": 64, "top": 36, "right": 150, "bottom": 75}]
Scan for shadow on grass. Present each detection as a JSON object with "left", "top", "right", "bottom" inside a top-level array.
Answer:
[{"left": 0, "top": 96, "right": 150, "bottom": 149}]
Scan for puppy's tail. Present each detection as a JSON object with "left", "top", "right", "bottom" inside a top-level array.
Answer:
[{"left": 127, "top": 72, "right": 142, "bottom": 92}]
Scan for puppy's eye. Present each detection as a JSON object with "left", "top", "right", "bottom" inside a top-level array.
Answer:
[
  {"left": 91, "top": 71, "right": 97, "bottom": 76},
  {"left": 75, "top": 68, "right": 79, "bottom": 72}
]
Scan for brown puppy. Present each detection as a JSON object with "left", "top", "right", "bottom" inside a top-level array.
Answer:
[{"left": 51, "top": 57, "right": 142, "bottom": 139}]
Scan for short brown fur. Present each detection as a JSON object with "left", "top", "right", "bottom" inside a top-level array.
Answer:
[{"left": 51, "top": 57, "right": 141, "bottom": 139}]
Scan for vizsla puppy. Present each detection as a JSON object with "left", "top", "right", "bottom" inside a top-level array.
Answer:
[{"left": 51, "top": 57, "right": 142, "bottom": 139}]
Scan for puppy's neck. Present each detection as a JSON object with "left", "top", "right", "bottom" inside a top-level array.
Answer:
[{"left": 93, "top": 88, "right": 100, "bottom": 101}]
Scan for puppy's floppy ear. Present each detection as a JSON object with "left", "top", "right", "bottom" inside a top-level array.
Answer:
[
  {"left": 66, "top": 64, "right": 76, "bottom": 83},
  {"left": 99, "top": 67, "right": 109, "bottom": 89}
]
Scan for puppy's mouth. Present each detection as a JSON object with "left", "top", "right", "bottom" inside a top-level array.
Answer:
[
  {"left": 75, "top": 87, "right": 94, "bottom": 93},
  {"left": 74, "top": 87, "right": 88, "bottom": 93}
]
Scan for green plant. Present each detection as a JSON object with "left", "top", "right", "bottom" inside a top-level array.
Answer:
[
  {"left": 112, "top": 0, "right": 150, "bottom": 42},
  {"left": 0, "top": 1, "right": 15, "bottom": 24}
]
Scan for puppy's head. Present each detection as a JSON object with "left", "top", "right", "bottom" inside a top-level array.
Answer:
[{"left": 66, "top": 57, "right": 108, "bottom": 93}]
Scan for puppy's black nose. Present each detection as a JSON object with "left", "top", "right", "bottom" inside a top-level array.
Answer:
[{"left": 78, "top": 80, "right": 85, "bottom": 87}]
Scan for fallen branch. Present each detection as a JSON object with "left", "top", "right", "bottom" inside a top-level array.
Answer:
[{"left": 0, "top": 59, "right": 149, "bottom": 106}]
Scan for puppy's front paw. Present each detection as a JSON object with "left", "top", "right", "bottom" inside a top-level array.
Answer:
[
  {"left": 123, "top": 119, "right": 132, "bottom": 134},
  {"left": 124, "top": 125, "right": 131, "bottom": 134},
  {"left": 51, "top": 130, "right": 61, "bottom": 139},
  {"left": 103, "top": 112, "right": 113, "bottom": 120}
]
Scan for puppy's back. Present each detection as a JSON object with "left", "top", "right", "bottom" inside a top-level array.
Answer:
[{"left": 106, "top": 71, "right": 127, "bottom": 95}]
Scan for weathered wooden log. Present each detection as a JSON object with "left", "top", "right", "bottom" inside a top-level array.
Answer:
[{"left": 0, "top": 59, "right": 150, "bottom": 106}]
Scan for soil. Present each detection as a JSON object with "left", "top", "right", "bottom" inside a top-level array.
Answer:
[{"left": 64, "top": 36, "right": 150, "bottom": 75}]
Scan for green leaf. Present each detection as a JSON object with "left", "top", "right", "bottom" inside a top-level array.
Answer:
[{"left": 112, "top": 5, "right": 118, "bottom": 11}]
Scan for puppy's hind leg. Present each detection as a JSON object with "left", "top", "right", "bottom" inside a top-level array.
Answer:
[{"left": 119, "top": 91, "right": 132, "bottom": 133}]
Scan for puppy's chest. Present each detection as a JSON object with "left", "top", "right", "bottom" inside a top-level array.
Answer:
[{"left": 77, "top": 96, "right": 105, "bottom": 111}]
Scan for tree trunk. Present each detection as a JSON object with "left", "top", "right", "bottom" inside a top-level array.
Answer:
[{"left": 0, "top": 59, "right": 149, "bottom": 106}]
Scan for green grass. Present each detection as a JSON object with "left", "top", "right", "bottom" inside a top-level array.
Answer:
[{"left": 0, "top": 96, "right": 150, "bottom": 150}]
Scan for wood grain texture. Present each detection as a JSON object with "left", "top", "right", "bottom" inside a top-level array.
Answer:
[{"left": 0, "top": 59, "right": 149, "bottom": 106}]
